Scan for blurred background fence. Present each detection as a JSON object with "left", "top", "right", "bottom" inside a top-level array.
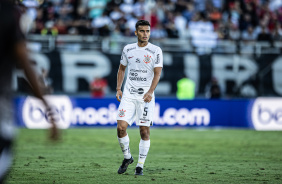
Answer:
[{"left": 19, "top": 35, "right": 282, "bottom": 98}]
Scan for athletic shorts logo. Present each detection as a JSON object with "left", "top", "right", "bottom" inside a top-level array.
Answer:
[
  {"left": 119, "top": 109, "right": 126, "bottom": 117},
  {"left": 143, "top": 55, "right": 151, "bottom": 64}
]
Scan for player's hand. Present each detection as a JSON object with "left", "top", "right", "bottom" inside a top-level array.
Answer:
[
  {"left": 46, "top": 108, "right": 60, "bottom": 141},
  {"left": 143, "top": 92, "right": 153, "bottom": 103},
  {"left": 116, "top": 89, "right": 123, "bottom": 102}
]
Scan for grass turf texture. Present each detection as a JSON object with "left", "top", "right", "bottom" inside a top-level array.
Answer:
[{"left": 6, "top": 128, "right": 282, "bottom": 184}]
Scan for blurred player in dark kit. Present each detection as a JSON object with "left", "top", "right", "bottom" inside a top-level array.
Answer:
[{"left": 0, "top": 0, "right": 59, "bottom": 183}]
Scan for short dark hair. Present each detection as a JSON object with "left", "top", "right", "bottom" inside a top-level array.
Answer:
[{"left": 135, "top": 20, "right": 150, "bottom": 30}]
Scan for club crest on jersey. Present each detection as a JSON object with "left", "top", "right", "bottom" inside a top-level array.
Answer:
[
  {"left": 119, "top": 109, "right": 126, "bottom": 117},
  {"left": 143, "top": 55, "right": 151, "bottom": 64}
]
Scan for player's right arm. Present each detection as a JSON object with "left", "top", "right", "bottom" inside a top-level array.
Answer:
[
  {"left": 116, "top": 64, "right": 126, "bottom": 102},
  {"left": 116, "top": 47, "right": 128, "bottom": 102}
]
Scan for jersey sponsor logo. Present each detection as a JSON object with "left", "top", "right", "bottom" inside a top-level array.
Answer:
[
  {"left": 128, "top": 56, "right": 134, "bottom": 59},
  {"left": 130, "top": 69, "right": 147, "bottom": 73},
  {"left": 138, "top": 88, "right": 144, "bottom": 94},
  {"left": 129, "top": 72, "right": 138, "bottom": 77},
  {"left": 118, "top": 109, "right": 126, "bottom": 117},
  {"left": 129, "top": 76, "right": 147, "bottom": 81},
  {"left": 136, "top": 58, "right": 141, "bottom": 63},
  {"left": 145, "top": 48, "right": 155, "bottom": 54},
  {"left": 155, "top": 54, "right": 160, "bottom": 64},
  {"left": 129, "top": 87, "right": 144, "bottom": 94},
  {"left": 127, "top": 47, "right": 136, "bottom": 52},
  {"left": 129, "top": 87, "right": 138, "bottom": 94},
  {"left": 143, "top": 55, "right": 151, "bottom": 64}
]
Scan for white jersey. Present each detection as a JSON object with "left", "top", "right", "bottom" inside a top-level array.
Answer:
[{"left": 120, "top": 42, "right": 163, "bottom": 101}]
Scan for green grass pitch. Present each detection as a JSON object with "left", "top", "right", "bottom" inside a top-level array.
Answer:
[{"left": 6, "top": 128, "right": 282, "bottom": 184}]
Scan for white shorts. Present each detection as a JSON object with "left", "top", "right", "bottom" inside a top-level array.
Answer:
[{"left": 116, "top": 97, "right": 155, "bottom": 127}]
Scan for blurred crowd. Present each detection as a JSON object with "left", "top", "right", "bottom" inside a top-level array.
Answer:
[{"left": 22, "top": 0, "right": 282, "bottom": 42}]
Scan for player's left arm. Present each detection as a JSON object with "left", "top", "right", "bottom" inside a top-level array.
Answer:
[
  {"left": 143, "top": 67, "right": 162, "bottom": 103},
  {"left": 15, "top": 41, "right": 59, "bottom": 140}
]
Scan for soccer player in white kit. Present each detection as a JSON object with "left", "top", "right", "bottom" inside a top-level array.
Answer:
[{"left": 116, "top": 20, "right": 163, "bottom": 175}]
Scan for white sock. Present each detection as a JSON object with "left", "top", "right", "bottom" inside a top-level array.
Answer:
[
  {"left": 137, "top": 139, "right": 150, "bottom": 168},
  {"left": 118, "top": 134, "right": 132, "bottom": 159}
]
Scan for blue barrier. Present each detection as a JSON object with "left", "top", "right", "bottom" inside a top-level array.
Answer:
[{"left": 14, "top": 96, "right": 282, "bottom": 130}]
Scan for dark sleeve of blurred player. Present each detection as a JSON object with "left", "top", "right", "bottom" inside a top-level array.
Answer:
[{"left": 0, "top": 1, "right": 59, "bottom": 182}]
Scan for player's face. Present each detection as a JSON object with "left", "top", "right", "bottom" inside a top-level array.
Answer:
[{"left": 135, "top": 25, "right": 150, "bottom": 43}]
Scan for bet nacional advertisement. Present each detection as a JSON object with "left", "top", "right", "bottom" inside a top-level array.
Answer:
[{"left": 14, "top": 96, "right": 282, "bottom": 130}]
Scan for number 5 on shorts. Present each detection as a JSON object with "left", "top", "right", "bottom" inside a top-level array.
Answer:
[{"left": 143, "top": 107, "right": 148, "bottom": 116}]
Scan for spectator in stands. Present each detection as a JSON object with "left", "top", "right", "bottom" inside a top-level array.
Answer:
[
  {"left": 125, "top": 14, "right": 139, "bottom": 34},
  {"left": 272, "top": 22, "right": 282, "bottom": 40},
  {"left": 41, "top": 20, "right": 58, "bottom": 36},
  {"left": 176, "top": 74, "right": 195, "bottom": 100},
  {"left": 277, "top": 7, "right": 282, "bottom": 23},
  {"left": 208, "top": 6, "right": 222, "bottom": 27},
  {"left": 205, "top": 77, "right": 221, "bottom": 99},
  {"left": 182, "top": 2, "right": 196, "bottom": 22},
  {"left": 23, "top": 0, "right": 282, "bottom": 39},
  {"left": 87, "top": 0, "right": 108, "bottom": 19},
  {"left": 239, "top": 13, "right": 253, "bottom": 31},
  {"left": 228, "top": 23, "right": 241, "bottom": 40},
  {"left": 91, "top": 11, "right": 114, "bottom": 36},
  {"left": 72, "top": 7, "right": 92, "bottom": 35},
  {"left": 174, "top": 11, "right": 187, "bottom": 38},
  {"left": 163, "top": 11, "right": 179, "bottom": 38},
  {"left": 55, "top": 18, "right": 68, "bottom": 34},
  {"left": 60, "top": 0, "right": 74, "bottom": 20},
  {"left": 241, "top": 25, "right": 257, "bottom": 41},
  {"left": 90, "top": 77, "right": 108, "bottom": 98},
  {"left": 257, "top": 25, "right": 273, "bottom": 46},
  {"left": 119, "top": 0, "right": 134, "bottom": 16},
  {"left": 268, "top": 0, "right": 282, "bottom": 12},
  {"left": 110, "top": 6, "right": 123, "bottom": 21},
  {"left": 155, "top": 0, "right": 166, "bottom": 23},
  {"left": 31, "top": 8, "right": 45, "bottom": 34},
  {"left": 189, "top": 12, "right": 218, "bottom": 52},
  {"left": 150, "top": 23, "right": 167, "bottom": 40},
  {"left": 215, "top": 20, "right": 229, "bottom": 39},
  {"left": 133, "top": 0, "right": 145, "bottom": 18},
  {"left": 228, "top": 1, "right": 241, "bottom": 28}
]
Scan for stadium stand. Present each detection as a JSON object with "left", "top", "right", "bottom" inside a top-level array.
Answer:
[{"left": 22, "top": 0, "right": 282, "bottom": 40}]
